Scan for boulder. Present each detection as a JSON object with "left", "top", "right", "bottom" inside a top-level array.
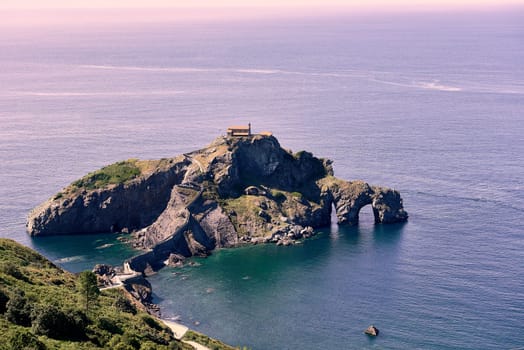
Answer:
[
  {"left": 123, "top": 275, "right": 153, "bottom": 304},
  {"left": 167, "top": 253, "right": 185, "bottom": 267},
  {"left": 364, "top": 325, "right": 379, "bottom": 336},
  {"left": 92, "top": 263, "right": 115, "bottom": 277}
]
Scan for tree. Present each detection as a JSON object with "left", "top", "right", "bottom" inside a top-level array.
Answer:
[{"left": 77, "top": 271, "right": 100, "bottom": 313}]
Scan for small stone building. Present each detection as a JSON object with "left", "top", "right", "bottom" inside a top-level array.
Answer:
[{"left": 227, "top": 124, "right": 251, "bottom": 137}]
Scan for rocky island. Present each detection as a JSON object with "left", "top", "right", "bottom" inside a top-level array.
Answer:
[{"left": 27, "top": 130, "right": 408, "bottom": 274}]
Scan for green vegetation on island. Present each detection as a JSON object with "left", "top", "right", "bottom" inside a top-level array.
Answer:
[{"left": 71, "top": 159, "right": 142, "bottom": 190}]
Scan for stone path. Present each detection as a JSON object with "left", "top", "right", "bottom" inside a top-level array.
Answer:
[
  {"left": 99, "top": 272, "right": 140, "bottom": 291},
  {"left": 161, "top": 319, "right": 189, "bottom": 339},
  {"left": 183, "top": 340, "right": 211, "bottom": 350},
  {"left": 160, "top": 319, "right": 211, "bottom": 350}
]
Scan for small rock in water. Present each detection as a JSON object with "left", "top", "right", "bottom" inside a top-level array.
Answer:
[{"left": 364, "top": 325, "right": 379, "bottom": 336}]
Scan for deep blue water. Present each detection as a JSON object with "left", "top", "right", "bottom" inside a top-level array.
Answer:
[{"left": 1, "top": 10, "right": 523, "bottom": 349}]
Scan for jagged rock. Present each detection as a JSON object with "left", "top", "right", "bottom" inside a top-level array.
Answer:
[
  {"left": 167, "top": 253, "right": 185, "bottom": 267},
  {"left": 364, "top": 325, "right": 379, "bottom": 336},
  {"left": 27, "top": 134, "right": 407, "bottom": 274},
  {"left": 251, "top": 237, "right": 265, "bottom": 245},
  {"left": 123, "top": 275, "right": 153, "bottom": 304},
  {"left": 92, "top": 264, "right": 116, "bottom": 277},
  {"left": 301, "top": 226, "right": 314, "bottom": 238}
]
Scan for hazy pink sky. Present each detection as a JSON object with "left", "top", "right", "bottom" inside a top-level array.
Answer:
[
  {"left": 1, "top": 0, "right": 522, "bottom": 28},
  {"left": 2, "top": 0, "right": 523, "bottom": 10}
]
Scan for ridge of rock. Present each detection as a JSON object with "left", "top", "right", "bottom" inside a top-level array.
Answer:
[{"left": 27, "top": 134, "right": 408, "bottom": 273}]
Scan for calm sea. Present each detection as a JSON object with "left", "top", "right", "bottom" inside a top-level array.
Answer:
[{"left": 1, "top": 10, "right": 523, "bottom": 349}]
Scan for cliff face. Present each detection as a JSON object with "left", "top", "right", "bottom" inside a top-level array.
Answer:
[
  {"left": 28, "top": 135, "right": 408, "bottom": 273},
  {"left": 27, "top": 157, "right": 191, "bottom": 236}
]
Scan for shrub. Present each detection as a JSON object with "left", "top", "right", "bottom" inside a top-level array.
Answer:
[
  {"left": 67, "top": 308, "right": 89, "bottom": 338},
  {"left": 121, "top": 332, "right": 141, "bottom": 349},
  {"left": 6, "top": 329, "right": 46, "bottom": 350},
  {"left": 114, "top": 295, "right": 137, "bottom": 315},
  {"left": 108, "top": 334, "right": 139, "bottom": 350},
  {"left": 31, "top": 304, "right": 67, "bottom": 338},
  {"left": 270, "top": 190, "right": 286, "bottom": 202},
  {"left": 97, "top": 316, "right": 123, "bottom": 334},
  {"left": 31, "top": 305, "right": 87, "bottom": 340},
  {"left": 140, "top": 341, "right": 159, "bottom": 350},
  {"left": 141, "top": 315, "right": 163, "bottom": 331},
  {"left": 1, "top": 262, "right": 28, "bottom": 281},
  {"left": 5, "top": 290, "right": 32, "bottom": 326},
  {"left": 291, "top": 192, "right": 303, "bottom": 199},
  {"left": 53, "top": 192, "right": 63, "bottom": 200},
  {"left": 0, "top": 288, "right": 9, "bottom": 314}
]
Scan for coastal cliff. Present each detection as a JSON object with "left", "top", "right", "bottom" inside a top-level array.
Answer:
[{"left": 27, "top": 134, "right": 408, "bottom": 273}]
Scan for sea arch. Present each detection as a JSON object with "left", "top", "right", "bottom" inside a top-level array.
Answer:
[{"left": 328, "top": 180, "right": 408, "bottom": 225}]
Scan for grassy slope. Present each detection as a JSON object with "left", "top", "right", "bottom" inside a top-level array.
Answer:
[
  {"left": 0, "top": 238, "right": 236, "bottom": 350},
  {"left": 54, "top": 157, "right": 181, "bottom": 199}
]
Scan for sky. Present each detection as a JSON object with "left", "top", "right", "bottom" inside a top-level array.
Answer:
[
  {"left": 1, "top": 0, "right": 522, "bottom": 28},
  {"left": 1, "top": 0, "right": 523, "bottom": 10}
]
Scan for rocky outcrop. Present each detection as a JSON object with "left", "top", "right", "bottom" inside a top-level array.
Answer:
[
  {"left": 27, "top": 156, "right": 191, "bottom": 236},
  {"left": 325, "top": 179, "right": 408, "bottom": 225},
  {"left": 121, "top": 274, "right": 162, "bottom": 315},
  {"left": 92, "top": 263, "right": 117, "bottom": 287},
  {"left": 28, "top": 134, "right": 408, "bottom": 273}
]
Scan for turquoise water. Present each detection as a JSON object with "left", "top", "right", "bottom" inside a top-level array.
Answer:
[
  {"left": 30, "top": 233, "right": 138, "bottom": 272},
  {"left": 149, "top": 205, "right": 522, "bottom": 349},
  {"left": 1, "top": 9, "right": 523, "bottom": 349}
]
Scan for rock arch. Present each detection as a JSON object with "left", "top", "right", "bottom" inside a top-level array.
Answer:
[{"left": 328, "top": 180, "right": 408, "bottom": 225}]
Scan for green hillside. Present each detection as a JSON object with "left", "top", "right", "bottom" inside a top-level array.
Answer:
[{"left": 0, "top": 238, "right": 234, "bottom": 350}]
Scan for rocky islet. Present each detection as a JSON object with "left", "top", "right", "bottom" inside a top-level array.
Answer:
[{"left": 27, "top": 134, "right": 408, "bottom": 273}]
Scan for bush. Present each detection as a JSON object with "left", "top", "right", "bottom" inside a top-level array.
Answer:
[
  {"left": 6, "top": 329, "right": 46, "bottom": 350},
  {"left": 114, "top": 295, "right": 137, "bottom": 315},
  {"left": 108, "top": 334, "right": 138, "bottom": 350},
  {"left": 121, "top": 332, "right": 141, "bottom": 349},
  {"left": 97, "top": 316, "right": 123, "bottom": 334},
  {"left": 1, "top": 262, "right": 28, "bottom": 281},
  {"left": 0, "top": 288, "right": 9, "bottom": 314},
  {"left": 31, "top": 305, "right": 87, "bottom": 340},
  {"left": 6, "top": 290, "right": 32, "bottom": 326},
  {"left": 53, "top": 192, "right": 63, "bottom": 200},
  {"left": 141, "top": 315, "right": 163, "bottom": 331},
  {"left": 67, "top": 308, "right": 89, "bottom": 336},
  {"left": 140, "top": 341, "right": 159, "bottom": 350},
  {"left": 270, "top": 190, "right": 286, "bottom": 202}
]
